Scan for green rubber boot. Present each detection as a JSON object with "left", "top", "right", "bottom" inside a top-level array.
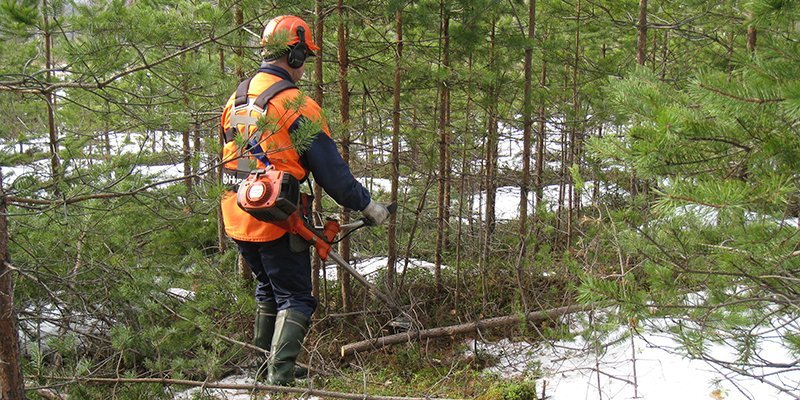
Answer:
[
  {"left": 267, "top": 309, "right": 310, "bottom": 386},
  {"left": 254, "top": 301, "right": 277, "bottom": 379}
]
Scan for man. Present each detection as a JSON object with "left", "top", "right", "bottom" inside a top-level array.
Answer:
[{"left": 219, "top": 15, "right": 389, "bottom": 386}]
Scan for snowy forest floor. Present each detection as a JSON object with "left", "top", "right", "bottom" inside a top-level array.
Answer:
[{"left": 166, "top": 258, "right": 797, "bottom": 400}]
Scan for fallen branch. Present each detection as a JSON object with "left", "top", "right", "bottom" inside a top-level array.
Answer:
[
  {"left": 341, "top": 303, "right": 596, "bottom": 358},
  {"left": 34, "top": 376, "right": 456, "bottom": 400}
]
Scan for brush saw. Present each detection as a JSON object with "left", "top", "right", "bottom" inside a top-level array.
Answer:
[{"left": 236, "top": 167, "right": 403, "bottom": 313}]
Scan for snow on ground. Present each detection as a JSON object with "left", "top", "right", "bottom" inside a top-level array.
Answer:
[
  {"left": 172, "top": 375, "right": 257, "bottom": 400},
  {"left": 472, "top": 182, "right": 629, "bottom": 221},
  {"left": 464, "top": 315, "right": 799, "bottom": 400},
  {"left": 18, "top": 303, "right": 110, "bottom": 353},
  {"left": 665, "top": 204, "right": 800, "bottom": 228},
  {"left": 167, "top": 287, "right": 196, "bottom": 302},
  {"left": 167, "top": 310, "right": 800, "bottom": 400},
  {"left": 1, "top": 159, "right": 51, "bottom": 183},
  {"left": 322, "top": 256, "right": 438, "bottom": 281},
  {"left": 171, "top": 373, "right": 326, "bottom": 400},
  {"left": 1, "top": 132, "right": 186, "bottom": 186}
]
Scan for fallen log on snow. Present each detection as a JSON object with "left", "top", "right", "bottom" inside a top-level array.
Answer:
[{"left": 341, "top": 303, "right": 596, "bottom": 358}]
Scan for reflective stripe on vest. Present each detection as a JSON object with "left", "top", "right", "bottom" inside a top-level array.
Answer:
[{"left": 224, "top": 79, "right": 297, "bottom": 190}]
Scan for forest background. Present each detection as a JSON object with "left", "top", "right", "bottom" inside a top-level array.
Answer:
[{"left": 1, "top": 0, "right": 799, "bottom": 398}]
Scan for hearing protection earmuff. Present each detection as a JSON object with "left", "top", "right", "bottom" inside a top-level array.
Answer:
[{"left": 287, "top": 26, "right": 308, "bottom": 69}]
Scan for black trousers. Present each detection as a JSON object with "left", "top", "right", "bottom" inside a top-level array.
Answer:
[{"left": 235, "top": 234, "right": 317, "bottom": 317}]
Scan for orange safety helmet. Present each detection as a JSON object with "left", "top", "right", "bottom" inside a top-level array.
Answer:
[{"left": 261, "top": 15, "right": 320, "bottom": 54}]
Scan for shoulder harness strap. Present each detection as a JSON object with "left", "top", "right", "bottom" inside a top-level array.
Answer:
[
  {"left": 233, "top": 78, "right": 253, "bottom": 108},
  {"left": 253, "top": 80, "right": 297, "bottom": 110},
  {"left": 226, "top": 79, "right": 298, "bottom": 143},
  {"left": 223, "top": 78, "right": 300, "bottom": 190}
]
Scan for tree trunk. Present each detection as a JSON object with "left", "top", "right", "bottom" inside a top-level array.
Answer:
[
  {"left": 337, "top": 0, "right": 352, "bottom": 312},
  {"left": 747, "top": 25, "right": 757, "bottom": 53},
  {"left": 455, "top": 55, "right": 473, "bottom": 308},
  {"left": 233, "top": 4, "right": 248, "bottom": 280},
  {"left": 534, "top": 50, "right": 547, "bottom": 253},
  {"left": 387, "top": 9, "right": 403, "bottom": 293},
  {"left": 217, "top": 39, "right": 227, "bottom": 255},
  {"left": 633, "top": 0, "right": 648, "bottom": 198},
  {"left": 43, "top": 0, "right": 60, "bottom": 190},
  {"left": 481, "top": 20, "right": 498, "bottom": 306},
  {"left": 520, "top": 0, "right": 536, "bottom": 252},
  {"left": 234, "top": 6, "right": 245, "bottom": 80},
  {"left": 182, "top": 61, "right": 193, "bottom": 196},
  {"left": 659, "top": 30, "right": 669, "bottom": 79},
  {"left": 636, "top": 0, "right": 648, "bottom": 66},
  {"left": 183, "top": 128, "right": 192, "bottom": 193},
  {"left": 568, "top": 0, "right": 582, "bottom": 246},
  {"left": 434, "top": 1, "right": 450, "bottom": 293},
  {"left": 0, "top": 173, "right": 25, "bottom": 400},
  {"left": 312, "top": 0, "right": 325, "bottom": 305}
]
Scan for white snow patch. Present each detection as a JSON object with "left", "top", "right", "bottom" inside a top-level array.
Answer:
[
  {"left": 1, "top": 159, "right": 51, "bottom": 185},
  {"left": 171, "top": 374, "right": 260, "bottom": 400},
  {"left": 472, "top": 182, "right": 629, "bottom": 221},
  {"left": 463, "top": 315, "right": 799, "bottom": 400},
  {"left": 171, "top": 372, "right": 326, "bottom": 400},
  {"left": 323, "top": 256, "right": 440, "bottom": 281},
  {"left": 359, "top": 177, "right": 392, "bottom": 194},
  {"left": 133, "top": 164, "right": 184, "bottom": 181},
  {"left": 18, "top": 303, "right": 109, "bottom": 353},
  {"left": 167, "top": 288, "right": 195, "bottom": 302}
]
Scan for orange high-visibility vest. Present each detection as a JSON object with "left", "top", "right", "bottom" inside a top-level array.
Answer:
[{"left": 220, "top": 72, "right": 330, "bottom": 242}]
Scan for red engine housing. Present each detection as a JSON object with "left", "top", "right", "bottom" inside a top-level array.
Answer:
[{"left": 236, "top": 168, "right": 300, "bottom": 222}]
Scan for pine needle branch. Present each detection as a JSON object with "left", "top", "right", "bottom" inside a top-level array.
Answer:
[{"left": 699, "top": 83, "right": 784, "bottom": 104}]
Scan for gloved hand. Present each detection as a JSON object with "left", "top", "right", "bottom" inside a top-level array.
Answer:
[{"left": 362, "top": 200, "right": 390, "bottom": 226}]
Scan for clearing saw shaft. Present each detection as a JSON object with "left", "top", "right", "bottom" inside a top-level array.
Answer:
[{"left": 279, "top": 203, "right": 403, "bottom": 314}]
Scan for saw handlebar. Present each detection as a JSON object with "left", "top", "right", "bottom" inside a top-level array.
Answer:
[
  {"left": 290, "top": 201, "right": 402, "bottom": 312},
  {"left": 289, "top": 201, "right": 397, "bottom": 261},
  {"left": 315, "top": 202, "right": 397, "bottom": 234}
]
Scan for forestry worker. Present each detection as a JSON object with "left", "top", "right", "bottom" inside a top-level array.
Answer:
[{"left": 218, "top": 15, "right": 390, "bottom": 385}]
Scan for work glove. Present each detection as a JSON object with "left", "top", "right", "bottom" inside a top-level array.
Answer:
[{"left": 362, "top": 200, "right": 390, "bottom": 226}]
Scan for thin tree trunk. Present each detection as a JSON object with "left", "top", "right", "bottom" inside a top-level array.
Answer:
[
  {"left": 387, "top": 9, "right": 403, "bottom": 294},
  {"left": 443, "top": 84, "right": 452, "bottom": 251},
  {"left": 520, "top": 0, "right": 536, "bottom": 255},
  {"left": 557, "top": 61, "right": 571, "bottom": 242},
  {"left": 516, "top": 0, "right": 537, "bottom": 314},
  {"left": 337, "top": 0, "right": 352, "bottom": 312},
  {"left": 234, "top": 6, "right": 245, "bottom": 80},
  {"left": 568, "top": 0, "right": 582, "bottom": 246},
  {"left": 182, "top": 59, "right": 193, "bottom": 195},
  {"left": 0, "top": 172, "right": 25, "bottom": 399},
  {"left": 43, "top": 0, "right": 60, "bottom": 190},
  {"left": 533, "top": 51, "right": 547, "bottom": 255},
  {"left": 183, "top": 128, "right": 192, "bottom": 192},
  {"left": 747, "top": 25, "right": 757, "bottom": 53},
  {"left": 651, "top": 28, "right": 658, "bottom": 72},
  {"left": 233, "top": 4, "right": 248, "bottom": 280},
  {"left": 636, "top": 0, "right": 648, "bottom": 66},
  {"left": 193, "top": 123, "right": 201, "bottom": 186},
  {"left": 481, "top": 20, "right": 498, "bottom": 306},
  {"left": 434, "top": 1, "right": 450, "bottom": 293},
  {"left": 633, "top": 0, "right": 649, "bottom": 198},
  {"left": 659, "top": 30, "right": 670, "bottom": 80},
  {"left": 455, "top": 55, "right": 473, "bottom": 309},
  {"left": 312, "top": 0, "right": 325, "bottom": 306},
  {"left": 217, "top": 42, "right": 227, "bottom": 255},
  {"left": 399, "top": 176, "right": 434, "bottom": 293}
]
